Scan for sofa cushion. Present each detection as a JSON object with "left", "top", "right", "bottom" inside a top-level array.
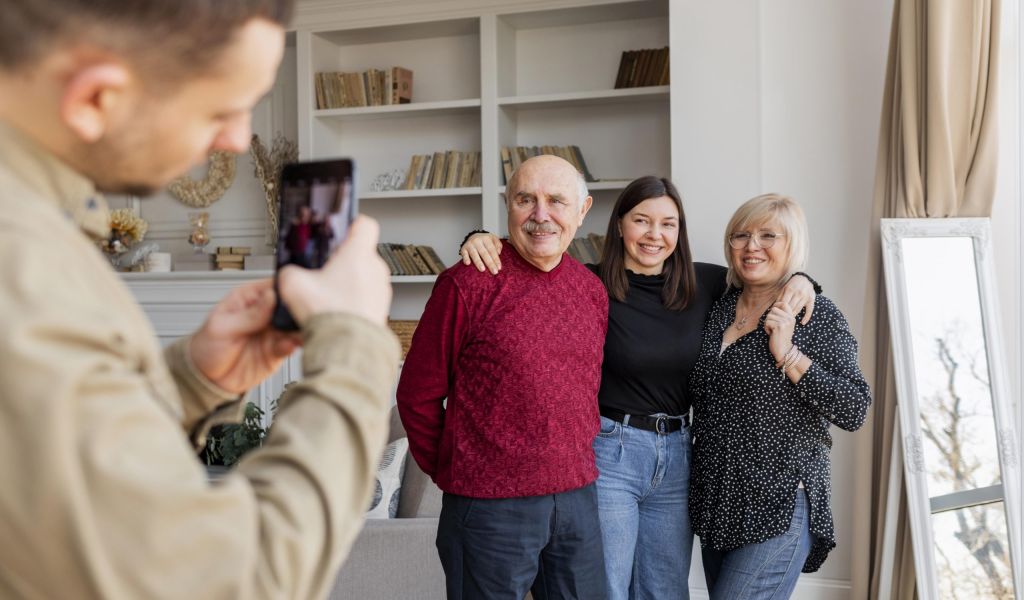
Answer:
[{"left": 367, "top": 437, "right": 408, "bottom": 519}]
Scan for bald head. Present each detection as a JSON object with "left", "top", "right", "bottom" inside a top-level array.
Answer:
[
  {"left": 505, "top": 155, "right": 593, "bottom": 272},
  {"left": 508, "top": 155, "right": 589, "bottom": 213}
]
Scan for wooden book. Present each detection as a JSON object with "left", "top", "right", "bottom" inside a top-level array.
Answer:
[
  {"left": 570, "top": 145, "right": 596, "bottom": 182},
  {"left": 407, "top": 245, "right": 433, "bottom": 275},
  {"left": 377, "top": 243, "right": 401, "bottom": 275},
  {"left": 415, "top": 154, "right": 432, "bottom": 189},
  {"left": 418, "top": 245, "right": 447, "bottom": 274},
  {"left": 614, "top": 51, "right": 630, "bottom": 89},
  {"left": 404, "top": 155, "right": 419, "bottom": 190},
  {"left": 314, "top": 73, "right": 326, "bottom": 109},
  {"left": 392, "top": 67, "right": 413, "bottom": 104},
  {"left": 500, "top": 147, "right": 513, "bottom": 184},
  {"left": 444, "top": 150, "right": 461, "bottom": 188},
  {"left": 393, "top": 244, "right": 420, "bottom": 275},
  {"left": 428, "top": 151, "right": 446, "bottom": 189}
]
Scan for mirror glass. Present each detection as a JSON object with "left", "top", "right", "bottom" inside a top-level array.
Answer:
[
  {"left": 882, "top": 219, "right": 1021, "bottom": 600},
  {"left": 901, "top": 237, "right": 1003, "bottom": 497},
  {"left": 931, "top": 502, "right": 1015, "bottom": 598}
]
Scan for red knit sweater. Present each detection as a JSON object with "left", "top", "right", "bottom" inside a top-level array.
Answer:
[{"left": 397, "top": 241, "right": 608, "bottom": 498}]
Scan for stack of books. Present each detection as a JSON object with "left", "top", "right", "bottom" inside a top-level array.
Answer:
[
  {"left": 500, "top": 145, "right": 595, "bottom": 184},
  {"left": 403, "top": 151, "right": 482, "bottom": 190},
  {"left": 567, "top": 234, "right": 606, "bottom": 265},
  {"left": 377, "top": 244, "right": 446, "bottom": 276},
  {"left": 614, "top": 47, "right": 669, "bottom": 89},
  {"left": 214, "top": 247, "right": 251, "bottom": 271},
  {"left": 314, "top": 67, "right": 413, "bottom": 109},
  {"left": 174, "top": 253, "right": 213, "bottom": 272}
]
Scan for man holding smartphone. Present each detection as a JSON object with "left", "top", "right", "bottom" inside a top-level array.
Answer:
[{"left": 0, "top": 1, "right": 398, "bottom": 598}]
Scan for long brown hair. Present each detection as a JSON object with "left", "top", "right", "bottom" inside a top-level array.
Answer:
[{"left": 598, "top": 176, "right": 696, "bottom": 310}]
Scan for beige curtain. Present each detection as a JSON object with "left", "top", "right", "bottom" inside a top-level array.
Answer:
[{"left": 865, "top": 0, "right": 1000, "bottom": 598}]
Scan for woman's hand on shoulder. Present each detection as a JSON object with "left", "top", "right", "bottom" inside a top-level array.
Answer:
[
  {"left": 460, "top": 232, "right": 503, "bottom": 275},
  {"left": 780, "top": 274, "right": 816, "bottom": 325}
]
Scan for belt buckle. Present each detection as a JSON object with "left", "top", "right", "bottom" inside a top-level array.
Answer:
[{"left": 655, "top": 416, "right": 667, "bottom": 435}]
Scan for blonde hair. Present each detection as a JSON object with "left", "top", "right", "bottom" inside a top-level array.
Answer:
[{"left": 723, "top": 193, "right": 809, "bottom": 289}]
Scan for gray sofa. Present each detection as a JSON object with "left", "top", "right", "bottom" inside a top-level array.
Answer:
[{"left": 329, "top": 407, "right": 445, "bottom": 599}]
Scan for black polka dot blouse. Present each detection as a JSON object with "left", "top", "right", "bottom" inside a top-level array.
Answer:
[{"left": 688, "top": 288, "right": 872, "bottom": 573}]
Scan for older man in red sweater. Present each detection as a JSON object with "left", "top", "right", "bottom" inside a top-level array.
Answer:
[{"left": 398, "top": 155, "right": 609, "bottom": 599}]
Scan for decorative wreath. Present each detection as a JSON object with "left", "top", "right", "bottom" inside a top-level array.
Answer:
[{"left": 167, "top": 150, "right": 236, "bottom": 208}]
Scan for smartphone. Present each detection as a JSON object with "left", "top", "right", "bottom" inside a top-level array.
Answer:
[{"left": 271, "top": 158, "right": 357, "bottom": 331}]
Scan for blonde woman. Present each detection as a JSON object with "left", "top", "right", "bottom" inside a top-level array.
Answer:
[{"left": 688, "top": 194, "right": 871, "bottom": 599}]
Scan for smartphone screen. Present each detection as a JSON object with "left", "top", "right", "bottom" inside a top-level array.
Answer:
[{"left": 272, "top": 159, "right": 357, "bottom": 330}]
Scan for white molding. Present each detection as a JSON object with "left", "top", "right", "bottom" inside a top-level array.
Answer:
[
  {"left": 292, "top": 0, "right": 648, "bottom": 31},
  {"left": 314, "top": 98, "right": 481, "bottom": 121},
  {"left": 121, "top": 271, "right": 296, "bottom": 423},
  {"left": 688, "top": 576, "right": 851, "bottom": 600},
  {"left": 364, "top": 187, "right": 482, "bottom": 200},
  {"left": 497, "top": 86, "right": 669, "bottom": 109}
]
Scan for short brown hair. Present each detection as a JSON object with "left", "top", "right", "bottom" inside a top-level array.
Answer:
[{"left": 1, "top": 0, "right": 294, "bottom": 79}]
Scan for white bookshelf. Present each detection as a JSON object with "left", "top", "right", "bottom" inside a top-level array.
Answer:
[{"left": 295, "top": 0, "right": 671, "bottom": 318}]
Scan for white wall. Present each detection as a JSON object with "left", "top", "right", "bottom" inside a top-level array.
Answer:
[
  {"left": 673, "top": 1, "right": 893, "bottom": 597},
  {"left": 109, "top": 42, "right": 299, "bottom": 258}
]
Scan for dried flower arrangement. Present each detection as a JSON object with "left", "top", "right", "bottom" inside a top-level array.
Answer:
[
  {"left": 167, "top": 150, "right": 236, "bottom": 208},
  {"left": 99, "top": 208, "right": 149, "bottom": 255},
  {"left": 249, "top": 133, "right": 298, "bottom": 245}
]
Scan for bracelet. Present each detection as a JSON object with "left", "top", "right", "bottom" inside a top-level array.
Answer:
[
  {"left": 458, "top": 229, "right": 490, "bottom": 253},
  {"left": 784, "top": 349, "right": 802, "bottom": 372},
  {"left": 780, "top": 347, "right": 801, "bottom": 379},
  {"left": 775, "top": 344, "right": 798, "bottom": 369}
]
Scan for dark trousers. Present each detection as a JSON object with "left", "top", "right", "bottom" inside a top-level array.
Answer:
[{"left": 436, "top": 483, "right": 608, "bottom": 600}]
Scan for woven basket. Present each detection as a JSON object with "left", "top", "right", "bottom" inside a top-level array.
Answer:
[{"left": 388, "top": 320, "right": 419, "bottom": 358}]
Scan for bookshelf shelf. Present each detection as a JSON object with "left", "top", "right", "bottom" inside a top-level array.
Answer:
[
  {"left": 497, "top": 86, "right": 669, "bottom": 110},
  {"left": 296, "top": 0, "right": 670, "bottom": 318},
  {"left": 313, "top": 98, "right": 481, "bottom": 121},
  {"left": 363, "top": 187, "right": 482, "bottom": 200},
  {"left": 391, "top": 275, "right": 439, "bottom": 284},
  {"left": 497, "top": 180, "right": 634, "bottom": 194}
]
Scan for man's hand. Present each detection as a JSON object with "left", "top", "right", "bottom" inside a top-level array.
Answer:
[
  {"left": 190, "top": 279, "right": 301, "bottom": 395},
  {"left": 277, "top": 215, "right": 392, "bottom": 327}
]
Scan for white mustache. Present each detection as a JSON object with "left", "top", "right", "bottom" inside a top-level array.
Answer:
[{"left": 523, "top": 221, "right": 559, "bottom": 234}]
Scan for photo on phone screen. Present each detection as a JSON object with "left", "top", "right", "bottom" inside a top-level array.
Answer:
[{"left": 272, "top": 159, "right": 357, "bottom": 330}]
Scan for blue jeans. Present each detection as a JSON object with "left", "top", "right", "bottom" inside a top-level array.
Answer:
[
  {"left": 701, "top": 490, "right": 813, "bottom": 600},
  {"left": 593, "top": 415, "right": 693, "bottom": 600}
]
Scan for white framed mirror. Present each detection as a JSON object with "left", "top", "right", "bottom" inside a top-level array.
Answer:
[{"left": 881, "top": 218, "right": 1022, "bottom": 599}]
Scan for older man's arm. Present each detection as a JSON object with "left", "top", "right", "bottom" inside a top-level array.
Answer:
[{"left": 396, "top": 273, "right": 470, "bottom": 480}]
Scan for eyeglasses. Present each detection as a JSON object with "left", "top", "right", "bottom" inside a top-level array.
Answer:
[{"left": 729, "top": 231, "right": 785, "bottom": 249}]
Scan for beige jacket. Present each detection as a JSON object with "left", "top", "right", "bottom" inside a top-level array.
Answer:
[{"left": 0, "top": 123, "right": 400, "bottom": 599}]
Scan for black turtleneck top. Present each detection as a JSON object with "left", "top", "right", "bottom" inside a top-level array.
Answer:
[{"left": 588, "top": 262, "right": 728, "bottom": 416}]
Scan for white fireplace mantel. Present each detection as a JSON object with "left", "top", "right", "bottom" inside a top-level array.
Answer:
[{"left": 122, "top": 270, "right": 299, "bottom": 424}]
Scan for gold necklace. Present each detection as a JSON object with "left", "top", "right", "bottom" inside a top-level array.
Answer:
[{"left": 734, "top": 294, "right": 775, "bottom": 330}]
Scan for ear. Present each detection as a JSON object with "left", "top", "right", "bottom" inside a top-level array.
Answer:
[
  {"left": 60, "top": 62, "right": 132, "bottom": 143},
  {"left": 577, "top": 195, "right": 593, "bottom": 226}
]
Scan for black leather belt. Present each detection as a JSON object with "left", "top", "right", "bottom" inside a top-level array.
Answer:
[{"left": 600, "top": 407, "right": 689, "bottom": 434}]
